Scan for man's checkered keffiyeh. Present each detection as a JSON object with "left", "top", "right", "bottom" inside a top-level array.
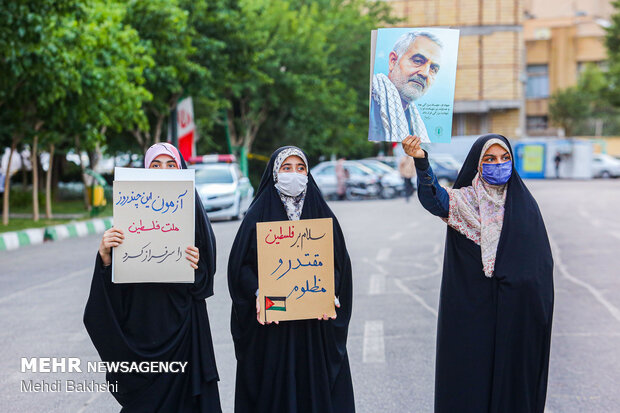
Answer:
[{"left": 371, "top": 73, "right": 430, "bottom": 143}]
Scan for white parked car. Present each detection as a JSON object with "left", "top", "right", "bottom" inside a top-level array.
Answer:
[
  {"left": 189, "top": 162, "right": 254, "bottom": 220},
  {"left": 591, "top": 154, "right": 620, "bottom": 178}
]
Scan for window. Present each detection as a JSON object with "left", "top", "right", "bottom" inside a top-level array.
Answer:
[
  {"left": 526, "top": 115, "right": 548, "bottom": 131},
  {"left": 526, "top": 65, "right": 549, "bottom": 98},
  {"left": 452, "top": 113, "right": 488, "bottom": 136}
]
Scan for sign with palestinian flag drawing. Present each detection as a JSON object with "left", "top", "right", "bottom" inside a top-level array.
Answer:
[{"left": 256, "top": 218, "right": 335, "bottom": 323}]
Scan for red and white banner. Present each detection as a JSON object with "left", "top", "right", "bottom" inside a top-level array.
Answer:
[{"left": 176, "top": 97, "right": 195, "bottom": 160}]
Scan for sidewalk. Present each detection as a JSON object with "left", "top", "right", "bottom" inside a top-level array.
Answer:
[{"left": 0, "top": 217, "right": 112, "bottom": 251}]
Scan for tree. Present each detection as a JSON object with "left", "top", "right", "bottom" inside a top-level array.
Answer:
[
  {"left": 606, "top": 0, "right": 620, "bottom": 108},
  {"left": 53, "top": 1, "right": 152, "bottom": 210},
  {"left": 178, "top": 0, "right": 241, "bottom": 152},
  {"left": 548, "top": 87, "right": 591, "bottom": 136},
  {"left": 123, "top": 0, "right": 205, "bottom": 152},
  {"left": 0, "top": 0, "right": 82, "bottom": 224},
  {"left": 219, "top": 0, "right": 394, "bottom": 167},
  {"left": 222, "top": 1, "right": 366, "bottom": 158},
  {"left": 299, "top": 0, "right": 395, "bottom": 159}
]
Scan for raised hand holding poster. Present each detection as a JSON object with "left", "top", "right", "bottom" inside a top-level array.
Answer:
[
  {"left": 369, "top": 28, "right": 460, "bottom": 143},
  {"left": 112, "top": 167, "right": 195, "bottom": 283},
  {"left": 257, "top": 218, "right": 335, "bottom": 323}
]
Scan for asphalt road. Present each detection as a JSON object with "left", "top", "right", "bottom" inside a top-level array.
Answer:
[{"left": 1, "top": 179, "right": 619, "bottom": 412}]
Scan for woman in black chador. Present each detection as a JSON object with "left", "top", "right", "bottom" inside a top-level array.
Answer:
[
  {"left": 228, "top": 146, "right": 355, "bottom": 413},
  {"left": 403, "top": 134, "right": 554, "bottom": 413},
  {"left": 84, "top": 143, "right": 222, "bottom": 412}
]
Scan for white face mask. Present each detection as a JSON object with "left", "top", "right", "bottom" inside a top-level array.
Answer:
[{"left": 275, "top": 172, "right": 308, "bottom": 196}]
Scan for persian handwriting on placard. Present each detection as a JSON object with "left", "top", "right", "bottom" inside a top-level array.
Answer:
[
  {"left": 127, "top": 220, "right": 181, "bottom": 234},
  {"left": 115, "top": 190, "right": 188, "bottom": 214},
  {"left": 417, "top": 102, "right": 452, "bottom": 117},
  {"left": 289, "top": 227, "right": 326, "bottom": 251},
  {"left": 286, "top": 275, "right": 327, "bottom": 300},
  {"left": 122, "top": 243, "right": 183, "bottom": 264},
  {"left": 264, "top": 225, "right": 295, "bottom": 245},
  {"left": 270, "top": 253, "right": 323, "bottom": 280}
]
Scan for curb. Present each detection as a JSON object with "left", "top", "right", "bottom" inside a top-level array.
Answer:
[{"left": 0, "top": 217, "right": 113, "bottom": 252}]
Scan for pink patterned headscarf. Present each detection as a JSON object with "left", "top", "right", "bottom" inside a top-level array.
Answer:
[
  {"left": 446, "top": 138, "right": 510, "bottom": 277},
  {"left": 144, "top": 143, "right": 182, "bottom": 169}
]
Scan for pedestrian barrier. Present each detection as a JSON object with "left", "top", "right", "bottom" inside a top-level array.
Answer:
[{"left": 0, "top": 217, "right": 113, "bottom": 251}]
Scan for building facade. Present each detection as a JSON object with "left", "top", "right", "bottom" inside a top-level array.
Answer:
[
  {"left": 386, "top": 0, "right": 525, "bottom": 138},
  {"left": 523, "top": 11, "right": 609, "bottom": 135}
]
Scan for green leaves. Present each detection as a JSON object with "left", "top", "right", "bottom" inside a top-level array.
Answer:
[
  {"left": 223, "top": 0, "right": 393, "bottom": 160},
  {"left": 1, "top": 0, "right": 395, "bottom": 161}
]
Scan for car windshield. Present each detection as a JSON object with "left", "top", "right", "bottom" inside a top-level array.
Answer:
[
  {"left": 194, "top": 166, "right": 234, "bottom": 184},
  {"left": 345, "top": 164, "right": 371, "bottom": 176},
  {"left": 361, "top": 162, "right": 390, "bottom": 174}
]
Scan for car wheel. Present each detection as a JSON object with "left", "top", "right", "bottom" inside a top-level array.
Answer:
[
  {"left": 345, "top": 187, "right": 361, "bottom": 201},
  {"left": 601, "top": 171, "right": 611, "bottom": 179},
  {"left": 380, "top": 186, "right": 397, "bottom": 199},
  {"left": 230, "top": 198, "right": 243, "bottom": 221}
]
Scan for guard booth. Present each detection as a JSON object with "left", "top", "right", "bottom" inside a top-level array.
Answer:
[{"left": 514, "top": 138, "right": 593, "bottom": 179}]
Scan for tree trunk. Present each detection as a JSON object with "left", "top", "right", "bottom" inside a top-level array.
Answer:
[
  {"left": 45, "top": 143, "right": 55, "bottom": 219},
  {"left": 227, "top": 107, "right": 241, "bottom": 148},
  {"left": 74, "top": 135, "right": 92, "bottom": 212},
  {"left": 2, "top": 138, "right": 17, "bottom": 226},
  {"left": 154, "top": 114, "right": 165, "bottom": 144},
  {"left": 31, "top": 135, "right": 39, "bottom": 222}
]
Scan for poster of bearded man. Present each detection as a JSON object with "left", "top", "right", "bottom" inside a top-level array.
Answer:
[{"left": 369, "top": 28, "right": 459, "bottom": 143}]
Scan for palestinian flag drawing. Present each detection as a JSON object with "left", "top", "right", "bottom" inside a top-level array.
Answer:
[{"left": 265, "top": 296, "right": 286, "bottom": 312}]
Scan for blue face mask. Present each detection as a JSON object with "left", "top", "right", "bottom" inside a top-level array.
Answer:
[{"left": 481, "top": 160, "right": 512, "bottom": 185}]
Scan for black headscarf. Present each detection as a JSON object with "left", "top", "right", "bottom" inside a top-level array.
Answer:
[
  {"left": 83, "top": 145, "right": 221, "bottom": 412},
  {"left": 434, "top": 134, "right": 554, "bottom": 413},
  {"left": 227, "top": 146, "right": 355, "bottom": 413}
]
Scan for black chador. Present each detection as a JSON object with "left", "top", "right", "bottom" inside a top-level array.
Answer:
[
  {"left": 228, "top": 146, "right": 355, "bottom": 413},
  {"left": 84, "top": 150, "right": 221, "bottom": 412},
  {"left": 425, "top": 135, "right": 554, "bottom": 412}
]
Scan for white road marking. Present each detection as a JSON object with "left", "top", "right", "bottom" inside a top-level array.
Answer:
[
  {"left": 578, "top": 208, "right": 601, "bottom": 228},
  {"left": 610, "top": 231, "right": 620, "bottom": 241},
  {"left": 549, "top": 234, "right": 620, "bottom": 323},
  {"left": 393, "top": 278, "right": 438, "bottom": 317},
  {"left": 388, "top": 231, "right": 404, "bottom": 241},
  {"left": 366, "top": 259, "right": 387, "bottom": 275},
  {"left": 376, "top": 247, "right": 391, "bottom": 262},
  {"left": 0, "top": 268, "right": 90, "bottom": 304},
  {"left": 368, "top": 274, "right": 386, "bottom": 295},
  {"left": 363, "top": 320, "right": 385, "bottom": 363}
]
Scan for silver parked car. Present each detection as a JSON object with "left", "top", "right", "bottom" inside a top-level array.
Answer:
[
  {"left": 358, "top": 159, "right": 406, "bottom": 198},
  {"left": 311, "top": 160, "right": 381, "bottom": 200},
  {"left": 592, "top": 154, "right": 620, "bottom": 178},
  {"left": 189, "top": 162, "right": 254, "bottom": 220}
]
